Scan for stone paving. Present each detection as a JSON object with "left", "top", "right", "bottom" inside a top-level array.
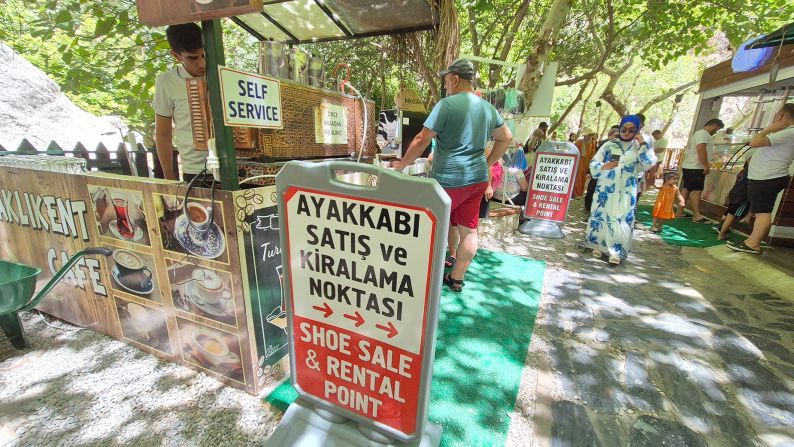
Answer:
[
  {"left": 1, "top": 194, "right": 793, "bottom": 446},
  {"left": 484, "top": 196, "right": 794, "bottom": 447}
]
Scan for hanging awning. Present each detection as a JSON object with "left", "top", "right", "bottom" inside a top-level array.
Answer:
[
  {"left": 748, "top": 22, "right": 794, "bottom": 49},
  {"left": 231, "top": 0, "right": 439, "bottom": 44}
]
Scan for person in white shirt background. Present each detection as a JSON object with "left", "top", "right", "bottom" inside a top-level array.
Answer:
[
  {"left": 729, "top": 103, "right": 794, "bottom": 254},
  {"left": 154, "top": 23, "right": 211, "bottom": 186},
  {"left": 676, "top": 118, "right": 725, "bottom": 222}
]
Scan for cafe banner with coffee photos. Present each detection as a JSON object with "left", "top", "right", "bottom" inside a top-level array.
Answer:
[
  {"left": 0, "top": 167, "right": 288, "bottom": 395},
  {"left": 0, "top": 0, "right": 440, "bottom": 399}
]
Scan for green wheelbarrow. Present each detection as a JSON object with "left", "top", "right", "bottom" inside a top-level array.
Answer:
[{"left": 0, "top": 248, "right": 112, "bottom": 349}]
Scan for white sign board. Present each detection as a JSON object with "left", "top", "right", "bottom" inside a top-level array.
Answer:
[
  {"left": 219, "top": 66, "right": 282, "bottom": 129},
  {"left": 531, "top": 153, "right": 574, "bottom": 195},
  {"left": 314, "top": 103, "right": 348, "bottom": 145},
  {"left": 284, "top": 186, "right": 435, "bottom": 436}
]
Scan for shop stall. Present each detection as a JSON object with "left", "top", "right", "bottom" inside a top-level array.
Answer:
[
  {"left": 0, "top": 0, "right": 440, "bottom": 395},
  {"left": 689, "top": 30, "right": 794, "bottom": 246}
]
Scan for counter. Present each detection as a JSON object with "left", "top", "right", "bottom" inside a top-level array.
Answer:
[{"left": 0, "top": 163, "right": 289, "bottom": 394}]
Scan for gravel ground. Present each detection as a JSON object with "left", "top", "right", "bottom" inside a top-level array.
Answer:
[
  {"left": 0, "top": 314, "right": 281, "bottom": 447},
  {"left": 496, "top": 194, "right": 794, "bottom": 447},
  {"left": 2, "top": 193, "right": 793, "bottom": 447}
]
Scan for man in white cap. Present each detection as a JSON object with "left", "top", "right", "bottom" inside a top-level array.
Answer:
[{"left": 394, "top": 58, "right": 512, "bottom": 292}]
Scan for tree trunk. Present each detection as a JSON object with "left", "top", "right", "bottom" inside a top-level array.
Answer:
[
  {"left": 468, "top": 7, "right": 481, "bottom": 75},
  {"left": 409, "top": 33, "right": 440, "bottom": 102},
  {"left": 380, "top": 67, "right": 387, "bottom": 110},
  {"left": 660, "top": 101, "right": 679, "bottom": 136},
  {"left": 577, "top": 80, "right": 598, "bottom": 133},
  {"left": 549, "top": 79, "right": 591, "bottom": 134},
  {"left": 518, "top": 0, "right": 573, "bottom": 108},
  {"left": 599, "top": 58, "right": 634, "bottom": 117},
  {"left": 487, "top": 0, "right": 531, "bottom": 88},
  {"left": 433, "top": 0, "right": 460, "bottom": 72}
]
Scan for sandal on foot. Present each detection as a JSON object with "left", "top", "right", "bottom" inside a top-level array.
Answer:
[
  {"left": 444, "top": 256, "right": 456, "bottom": 269},
  {"left": 443, "top": 273, "right": 464, "bottom": 293},
  {"left": 608, "top": 255, "right": 621, "bottom": 265},
  {"left": 651, "top": 227, "right": 661, "bottom": 233},
  {"left": 727, "top": 241, "right": 761, "bottom": 254},
  {"left": 592, "top": 249, "right": 603, "bottom": 258},
  {"left": 691, "top": 216, "right": 706, "bottom": 223}
]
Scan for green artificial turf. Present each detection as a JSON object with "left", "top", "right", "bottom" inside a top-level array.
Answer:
[
  {"left": 635, "top": 205, "right": 744, "bottom": 248},
  {"left": 265, "top": 248, "right": 545, "bottom": 446}
]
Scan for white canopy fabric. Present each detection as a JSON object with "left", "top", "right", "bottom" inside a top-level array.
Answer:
[{"left": 233, "top": 0, "right": 438, "bottom": 43}]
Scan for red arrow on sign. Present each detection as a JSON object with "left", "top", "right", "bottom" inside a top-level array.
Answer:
[
  {"left": 343, "top": 311, "right": 365, "bottom": 327},
  {"left": 312, "top": 302, "right": 333, "bottom": 318},
  {"left": 375, "top": 321, "right": 398, "bottom": 338}
]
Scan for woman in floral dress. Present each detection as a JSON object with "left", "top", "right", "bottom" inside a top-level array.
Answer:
[{"left": 585, "top": 115, "right": 657, "bottom": 265}]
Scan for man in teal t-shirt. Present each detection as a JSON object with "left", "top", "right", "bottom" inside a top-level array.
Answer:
[{"left": 394, "top": 59, "right": 512, "bottom": 292}]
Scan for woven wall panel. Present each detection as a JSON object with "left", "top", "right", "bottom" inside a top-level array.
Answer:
[
  {"left": 243, "top": 80, "right": 377, "bottom": 159},
  {"left": 237, "top": 161, "right": 282, "bottom": 186}
]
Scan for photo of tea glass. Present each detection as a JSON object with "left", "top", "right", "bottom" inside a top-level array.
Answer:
[
  {"left": 177, "top": 318, "right": 244, "bottom": 383},
  {"left": 116, "top": 298, "right": 172, "bottom": 355},
  {"left": 89, "top": 186, "right": 150, "bottom": 246},
  {"left": 167, "top": 259, "right": 236, "bottom": 326},
  {"left": 155, "top": 194, "right": 227, "bottom": 263},
  {"left": 110, "top": 249, "right": 162, "bottom": 303}
]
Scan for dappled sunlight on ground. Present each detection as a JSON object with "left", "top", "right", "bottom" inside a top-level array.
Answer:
[
  {"left": 1, "top": 191, "right": 792, "bottom": 447},
  {"left": 0, "top": 313, "right": 281, "bottom": 447},
  {"left": 482, "top": 195, "right": 794, "bottom": 446}
]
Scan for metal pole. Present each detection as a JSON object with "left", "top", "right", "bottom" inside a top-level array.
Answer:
[{"left": 202, "top": 19, "right": 238, "bottom": 191}]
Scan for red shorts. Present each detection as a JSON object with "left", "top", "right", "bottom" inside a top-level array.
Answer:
[{"left": 445, "top": 182, "right": 488, "bottom": 229}]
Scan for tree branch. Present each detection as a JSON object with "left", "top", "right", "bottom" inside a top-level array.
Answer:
[
  {"left": 555, "top": 0, "right": 612, "bottom": 86},
  {"left": 637, "top": 80, "right": 697, "bottom": 114},
  {"left": 488, "top": 0, "right": 530, "bottom": 87},
  {"left": 599, "top": 57, "right": 634, "bottom": 117},
  {"left": 549, "top": 79, "right": 591, "bottom": 134}
]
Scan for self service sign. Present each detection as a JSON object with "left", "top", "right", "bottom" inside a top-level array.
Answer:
[
  {"left": 219, "top": 66, "right": 282, "bottom": 129},
  {"left": 277, "top": 161, "right": 450, "bottom": 442},
  {"left": 524, "top": 142, "right": 580, "bottom": 223}
]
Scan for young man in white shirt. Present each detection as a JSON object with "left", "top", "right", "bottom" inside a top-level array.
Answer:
[
  {"left": 676, "top": 118, "right": 724, "bottom": 222},
  {"left": 729, "top": 104, "right": 794, "bottom": 253},
  {"left": 154, "top": 23, "right": 210, "bottom": 186}
]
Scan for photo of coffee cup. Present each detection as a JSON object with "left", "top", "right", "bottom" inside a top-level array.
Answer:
[
  {"left": 184, "top": 201, "right": 213, "bottom": 237},
  {"left": 112, "top": 249, "right": 153, "bottom": 293},
  {"left": 126, "top": 302, "right": 152, "bottom": 341},
  {"left": 191, "top": 268, "right": 224, "bottom": 305},
  {"left": 192, "top": 328, "right": 237, "bottom": 366}
]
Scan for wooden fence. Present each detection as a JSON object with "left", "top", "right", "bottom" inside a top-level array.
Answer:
[{"left": 0, "top": 138, "right": 176, "bottom": 178}]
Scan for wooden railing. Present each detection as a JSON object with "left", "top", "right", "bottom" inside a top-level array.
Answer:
[{"left": 660, "top": 148, "right": 685, "bottom": 171}]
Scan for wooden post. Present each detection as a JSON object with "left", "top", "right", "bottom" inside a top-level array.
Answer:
[
  {"left": 202, "top": 19, "right": 238, "bottom": 191},
  {"left": 135, "top": 143, "right": 151, "bottom": 177}
]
